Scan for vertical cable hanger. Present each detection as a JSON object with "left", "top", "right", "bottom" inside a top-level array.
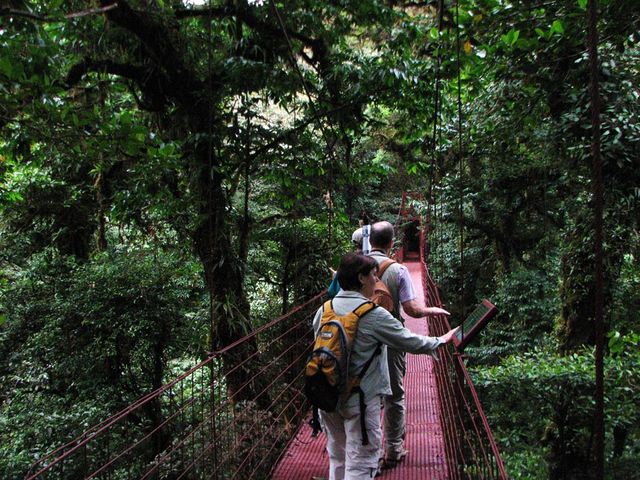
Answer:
[
  {"left": 268, "top": 0, "right": 342, "bottom": 247},
  {"left": 586, "top": 0, "right": 604, "bottom": 476},
  {"left": 429, "top": 0, "right": 445, "bottom": 281},
  {"left": 206, "top": 0, "right": 216, "bottom": 352},
  {"left": 243, "top": 94, "right": 251, "bottom": 270},
  {"left": 437, "top": 70, "right": 445, "bottom": 284},
  {"left": 205, "top": 1, "right": 220, "bottom": 471},
  {"left": 454, "top": 0, "right": 465, "bottom": 324}
]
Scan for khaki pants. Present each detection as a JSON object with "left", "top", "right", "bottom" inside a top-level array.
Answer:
[
  {"left": 383, "top": 347, "right": 406, "bottom": 457},
  {"left": 320, "top": 398, "right": 382, "bottom": 480}
]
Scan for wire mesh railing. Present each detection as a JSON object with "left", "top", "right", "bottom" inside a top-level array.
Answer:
[
  {"left": 420, "top": 254, "right": 508, "bottom": 479},
  {"left": 25, "top": 293, "right": 325, "bottom": 480}
]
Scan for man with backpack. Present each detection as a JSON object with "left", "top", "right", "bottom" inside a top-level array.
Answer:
[
  {"left": 308, "top": 253, "right": 458, "bottom": 479},
  {"left": 368, "top": 221, "right": 450, "bottom": 469}
]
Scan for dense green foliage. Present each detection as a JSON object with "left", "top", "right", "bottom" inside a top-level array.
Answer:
[
  {"left": 473, "top": 333, "right": 640, "bottom": 479},
  {"left": 0, "top": 248, "right": 206, "bottom": 475},
  {"left": 0, "top": 0, "right": 638, "bottom": 478}
]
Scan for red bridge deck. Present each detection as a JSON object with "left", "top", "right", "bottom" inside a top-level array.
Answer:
[{"left": 272, "top": 260, "right": 448, "bottom": 479}]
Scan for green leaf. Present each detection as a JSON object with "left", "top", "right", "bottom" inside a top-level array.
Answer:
[
  {"left": 511, "top": 30, "right": 520, "bottom": 45},
  {"left": 158, "top": 143, "right": 176, "bottom": 156},
  {"left": 6, "top": 191, "right": 24, "bottom": 202},
  {"left": 551, "top": 19, "right": 565, "bottom": 34},
  {"left": 577, "top": 0, "right": 588, "bottom": 9},
  {"left": 501, "top": 29, "right": 520, "bottom": 47},
  {"left": 0, "top": 57, "right": 14, "bottom": 78},
  {"left": 608, "top": 331, "right": 623, "bottom": 354}
]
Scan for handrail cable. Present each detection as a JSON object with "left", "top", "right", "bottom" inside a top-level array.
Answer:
[
  {"left": 25, "top": 292, "right": 324, "bottom": 479},
  {"left": 143, "top": 333, "right": 312, "bottom": 480},
  {"left": 420, "top": 245, "right": 509, "bottom": 479}
]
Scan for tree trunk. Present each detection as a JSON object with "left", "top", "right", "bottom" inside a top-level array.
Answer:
[
  {"left": 558, "top": 213, "right": 605, "bottom": 353},
  {"left": 191, "top": 141, "right": 257, "bottom": 403}
]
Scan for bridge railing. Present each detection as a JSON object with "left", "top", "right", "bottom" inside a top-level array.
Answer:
[
  {"left": 419, "top": 245, "right": 508, "bottom": 479},
  {"left": 25, "top": 293, "right": 324, "bottom": 480}
]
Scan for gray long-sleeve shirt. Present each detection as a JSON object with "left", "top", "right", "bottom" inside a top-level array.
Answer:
[{"left": 312, "top": 290, "right": 442, "bottom": 408}]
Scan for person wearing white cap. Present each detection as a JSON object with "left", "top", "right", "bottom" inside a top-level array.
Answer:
[{"left": 351, "top": 227, "right": 363, "bottom": 252}]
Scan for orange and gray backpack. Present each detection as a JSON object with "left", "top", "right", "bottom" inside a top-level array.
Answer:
[
  {"left": 304, "top": 300, "right": 381, "bottom": 444},
  {"left": 370, "top": 259, "right": 396, "bottom": 313}
]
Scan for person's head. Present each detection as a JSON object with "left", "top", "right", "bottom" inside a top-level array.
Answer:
[
  {"left": 351, "top": 227, "right": 363, "bottom": 252},
  {"left": 336, "top": 253, "right": 378, "bottom": 296},
  {"left": 370, "top": 221, "right": 394, "bottom": 250}
]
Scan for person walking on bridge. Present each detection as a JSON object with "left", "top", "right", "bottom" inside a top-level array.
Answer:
[
  {"left": 314, "top": 253, "right": 457, "bottom": 480},
  {"left": 369, "top": 221, "right": 450, "bottom": 469}
]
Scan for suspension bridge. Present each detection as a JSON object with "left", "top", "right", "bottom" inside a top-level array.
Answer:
[{"left": 25, "top": 194, "right": 507, "bottom": 480}]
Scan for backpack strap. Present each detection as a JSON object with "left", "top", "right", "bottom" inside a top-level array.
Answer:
[
  {"left": 357, "top": 343, "right": 382, "bottom": 381},
  {"left": 352, "top": 301, "right": 377, "bottom": 318},
  {"left": 319, "top": 299, "right": 334, "bottom": 326},
  {"left": 351, "top": 302, "right": 381, "bottom": 446},
  {"left": 349, "top": 302, "right": 379, "bottom": 387},
  {"left": 323, "top": 299, "right": 334, "bottom": 314},
  {"left": 358, "top": 389, "right": 369, "bottom": 445},
  {"left": 377, "top": 258, "right": 396, "bottom": 278},
  {"left": 353, "top": 342, "right": 383, "bottom": 446},
  {"left": 309, "top": 406, "right": 322, "bottom": 437}
]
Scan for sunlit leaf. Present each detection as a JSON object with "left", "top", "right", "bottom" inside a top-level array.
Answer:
[{"left": 551, "top": 19, "right": 565, "bottom": 34}]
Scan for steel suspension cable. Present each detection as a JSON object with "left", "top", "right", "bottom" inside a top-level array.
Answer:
[
  {"left": 427, "top": 0, "right": 445, "bottom": 273},
  {"left": 206, "top": 0, "right": 217, "bottom": 355},
  {"left": 91, "top": 318, "right": 314, "bottom": 480},
  {"left": 268, "top": 0, "right": 342, "bottom": 243},
  {"left": 455, "top": 0, "right": 466, "bottom": 325},
  {"left": 587, "top": 0, "right": 604, "bottom": 476},
  {"left": 26, "top": 291, "right": 324, "bottom": 480},
  {"left": 137, "top": 323, "right": 315, "bottom": 479},
  {"left": 437, "top": 93, "right": 444, "bottom": 283},
  {"left": 432, "top": 0, "right": 445, "bottom": 280},
  {"left": 420, "top": 247, "right": 508, "bottom": 478}
]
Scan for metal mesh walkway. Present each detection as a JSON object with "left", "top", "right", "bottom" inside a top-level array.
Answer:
[{"left": 272, "top": 260, "right": 448, "bottom": 479}]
